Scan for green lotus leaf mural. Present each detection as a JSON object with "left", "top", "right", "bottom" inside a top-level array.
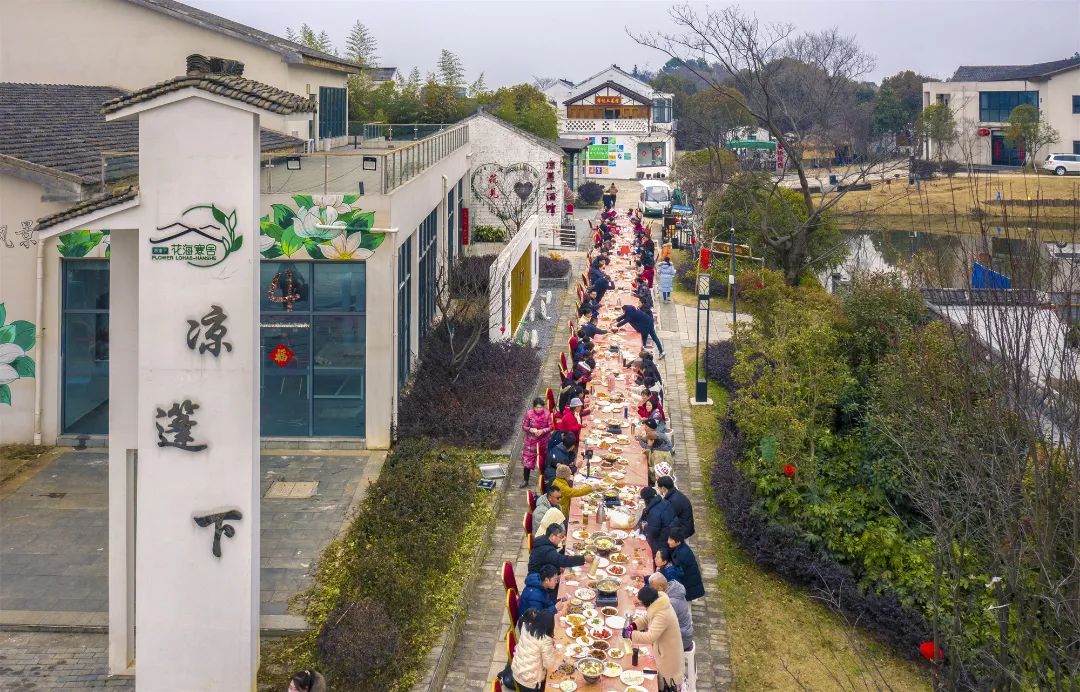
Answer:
[
  {"left": 57, "top": 230, "right": 110, "bottom": 258},
  {"left": 260, "top": 194, "right": 383, "bottom": 260},
  {"left": 0, "top": 303, "right": 36, "bottom": 406}
]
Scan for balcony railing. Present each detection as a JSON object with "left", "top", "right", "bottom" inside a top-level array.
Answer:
[
  {"left": 356, "top": 122, "right": 453, "bottom": 142},
  {"left": 563, "top": 118, "right": 651, "bottom": 135},
  {"left": 261, "top": 123, "right": 469, "bottom": 196}
]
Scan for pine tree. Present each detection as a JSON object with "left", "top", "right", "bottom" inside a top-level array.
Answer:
[
  {"left": 316, "top": 30, "right": 336, "bottom": 55},
  {"left": 299, "top": 24, "right": 319, "bottom": 50},
  {"left": 437, "top": 49, "right": 464, "bottom": 90},
  {"left": 345, "top": 21, "right": 378, "bottom": 67},
  {"left": 468, "top": 73, "right": 488, "bottom": 98},
  {"left": 285, "top": 26, "right": 298, "bottom": 43}
]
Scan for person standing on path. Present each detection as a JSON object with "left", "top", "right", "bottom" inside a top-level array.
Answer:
[
  {"left": 603, "top": 182, "right": 619, "bottom": 210},
  {"left": 657, "top": 257, "right": 677, "bottom": 302},
  {"left": 667, "top": 527, "right": 705, "bottom": 602},
  {"left": 520, "top": 398, "right": 552, "bottom": 488},
  {"left": 630, "top": 586, "right": 685, "bottom": 692},
  {"left": 657, "top": 476, "right": 695, "bottom": 539}
]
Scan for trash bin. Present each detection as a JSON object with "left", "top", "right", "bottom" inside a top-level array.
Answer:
[{"left": 829, "top": 174, "right": 838, "bottom": 185}]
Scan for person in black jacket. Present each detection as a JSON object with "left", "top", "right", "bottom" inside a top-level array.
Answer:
[
  {"left": 666, "top": 527, "right": 704, "bottom": 601},
  {"left": 528, "top": 523, "right": 589, "bottom": 576},
  {"left": 637, "top": 486, "right": 678, "bottom": 560},
  {"left": 615, "top": 306, "right": 664, "bottom": 357},
  {"left": 656, "top": 476, "right": 694, "bottom": 539},
  {"left": 542, "top": 432, "right": 577, "bottom": 489}
]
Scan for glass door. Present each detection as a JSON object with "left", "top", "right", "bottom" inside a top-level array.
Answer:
[{"left": 61, "top": 260, "right": 110, "bottom": 434}]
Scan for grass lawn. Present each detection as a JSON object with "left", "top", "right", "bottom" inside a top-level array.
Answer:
[
  {"left": 0, "top": 444, "right": 55, "bottom": 490},
  {"left": 830, "top": 170, "right": 1080, "bottom": 236},
  {"left": 681, "top": 347, "right": 931, "bottom": 690}
]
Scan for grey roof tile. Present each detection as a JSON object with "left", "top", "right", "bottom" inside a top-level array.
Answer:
[
  {"left": 36, "top": 186, "right": 138, "bottom": 230},
  {"left": 0, "top": 83, "right": 305, "bottom": 184},
  {"left": 951, "top": 57, "right": 1080, "bottom": 82},
  {"left": 101, "top": 73, "right": 316, "bottom": 115}
]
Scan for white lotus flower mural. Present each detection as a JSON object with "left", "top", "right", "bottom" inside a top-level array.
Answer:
[
  {"left": 0, "top": 303, "right": 36, "bottom": 405},
  {"left": 259, "top": 194, "right": 385, "bottom": 261}
]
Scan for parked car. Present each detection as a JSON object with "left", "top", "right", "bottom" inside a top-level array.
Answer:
[
  {"left": 638, "top": 180, "right": 673, "bottom": 217},
  {"left": 1041, "top": 153, "right": 1080, "bottom": 176}
]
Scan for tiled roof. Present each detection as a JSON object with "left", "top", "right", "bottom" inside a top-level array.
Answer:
[
  {"left": 101, "top": 73, "right": 316, "bottom": 115},
  {"left": 0, "top": 83, "right": 305, "bottom": 184},
  {"left": 564, "top": 80, "right": 653, "bottom": 106},
  {"left": 36, "top": 186, "right": 138, "bottom": 230},
  {"left": 121, "top": 0, "right": 359, "bottom": 73},
  {"left": 951, "top": 56, "right": 1080, "bottom": 82},
  {"left": 363, "top": 66, "right": 399, "bottom": 82}
]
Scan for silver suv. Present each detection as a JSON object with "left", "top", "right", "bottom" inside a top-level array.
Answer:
[{"left": 1041, "top": 153, "right": 1080, "bottom": 175}]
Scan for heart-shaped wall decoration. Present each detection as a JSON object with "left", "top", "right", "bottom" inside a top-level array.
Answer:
[
  {"left": 513, "top": 181, "right": 534, "bottom": 201},
  {"left": 471, "top": 163, "right": 542, "bottom": 236}
]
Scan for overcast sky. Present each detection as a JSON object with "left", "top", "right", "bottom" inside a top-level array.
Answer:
[{"left": 191, "top": 0, "right": 1080, "bottom": 86}]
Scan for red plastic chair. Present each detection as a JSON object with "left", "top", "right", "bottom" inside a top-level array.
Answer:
[
  {"left": 506, "top": 588, "right": 520, "bottom": 628},
  {"left": 527, "top": 490, "right": 537, "bottom": 512},
  {"left": 576, "top": 285, "right": 585, "bottom": 302},
  {"left": 507, "top": 626, "right": 518, "bottom": 662},
  {"left": 568, "top": 319, "right": 575, "bottom": 334},
  {"left": 501, "top": 561, "right": 518, "bottom": 593},
  {"left": 491, "top": 679, "right": 502, "bottom": 692},
  {"left": 559, "top": 352, "right": 568, "bottom": 374}
]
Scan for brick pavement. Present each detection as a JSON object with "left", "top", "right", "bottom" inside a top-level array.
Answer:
[
  {"left": 439, "top": 214, "right": 733, "bottom": 690},
  {"left": 0, "top": 631, "right": 133, "bottom": 689}
]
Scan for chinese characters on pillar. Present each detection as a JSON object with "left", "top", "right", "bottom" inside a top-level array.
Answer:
[
  {"left": 186, "top": 305, "right": 232, "bottom": 357},
  {"left": 544, "top": 161, "right": 557, "bottom": 216},
  {"left": 155, "top": 399, "right": 207, "bottom": 451},
  {"left": 193, "top": 510, "right": 242, "bottom": 557}
]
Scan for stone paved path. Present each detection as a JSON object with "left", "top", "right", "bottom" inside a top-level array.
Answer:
[
  {"left": 0, "top": 632, "right": 132, "bottom": 690},
  {"left": 439, "top": 216, "right": 733, "bottom": 690}
]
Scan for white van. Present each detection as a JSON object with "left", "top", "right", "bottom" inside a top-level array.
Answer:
[{"left": 638, "top": 180, "right": 673, "bottom": 217}]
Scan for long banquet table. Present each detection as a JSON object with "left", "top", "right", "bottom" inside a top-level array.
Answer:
[{"left": 545, "top": 210, "right": 660, "bottom": 692}]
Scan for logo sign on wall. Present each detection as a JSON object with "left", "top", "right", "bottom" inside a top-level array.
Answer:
[
  {"left": 150, "top": 204, "right": 242, "bottom": 267},
  {"left": 595, "top": 95, "right": 622, "bottom": 106}
]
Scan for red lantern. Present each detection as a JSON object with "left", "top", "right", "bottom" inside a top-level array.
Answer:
[
  {"left": 783, "top": 464, "right": 797, "bottom": 478},
  {"left": 919, "top": 641, "right": 943, "bottom": 661},
  {"left": 977, "top": 127, "right": 991, "bottom": 137},
  {"left": 700, "top": 247, "right": 710, "bottom": 271},
  {"left": 566, "top": 203, "right": 575, "bottom": 214}
]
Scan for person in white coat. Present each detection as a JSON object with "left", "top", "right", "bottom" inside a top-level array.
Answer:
[
  {"left": 657, "top": 258, "right": 677, "bottom": 302},
  {"left": 510, "top": 609, "right": 557, "bottom": 692}
]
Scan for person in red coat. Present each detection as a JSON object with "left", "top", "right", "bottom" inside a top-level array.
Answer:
[
  {"left": 558, "top": 397, "right": 584, "bottom": 438},
  {"left": 641, "top": 264, "right": 655, "bottom": 288}
]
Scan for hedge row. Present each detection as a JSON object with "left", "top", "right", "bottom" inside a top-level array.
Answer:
[
  {"left": 540, "top": 254, "right": 571, "bottom": 278},
  {"left": 396, "top": 322, "right": 541, "bottom": 448},
  {"left": 275, "top": 440, "right": 498, "bottom": 691}
]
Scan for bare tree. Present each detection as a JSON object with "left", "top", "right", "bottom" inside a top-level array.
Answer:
[
  {"left": 431, "top": 255, "right": 499, "bottom": 381},
  {"left": 631, "top": 5, "right": 895, "bottom": 285}
]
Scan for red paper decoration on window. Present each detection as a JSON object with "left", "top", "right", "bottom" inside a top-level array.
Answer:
[{"left": 268, "top": 343, "right": 295, "bottom": 368}]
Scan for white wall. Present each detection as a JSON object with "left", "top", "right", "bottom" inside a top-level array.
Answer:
[
  {"left": 466, "top": 115, "right": 564, "bottom": 243},
  {"left": 488, "top": 214, "right": 538, "bottom": 342}
]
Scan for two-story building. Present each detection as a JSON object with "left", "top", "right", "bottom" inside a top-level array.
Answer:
[
  {"left": 544, "top": 65, "right": 675, "bottom": 180},
  {"left": 922, "top": 56, "right": 1080, "bottom": 166}
]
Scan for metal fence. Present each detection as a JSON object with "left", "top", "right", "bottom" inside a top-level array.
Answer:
[{"left": 360, "top": 122, "right": 452, "bottom": 142}]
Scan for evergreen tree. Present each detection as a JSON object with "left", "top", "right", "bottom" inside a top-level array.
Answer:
[
  {"left": 298, "top": 24, "right": 319, "bottom": 50},
  {"left": 285, "top": 26, "right": 298, "bottom": 43},
  {"left": 345, "top": 21, "right": 378, "bottom": 67},
  {"left": 468, "top": 73, "right": 488, "bottom": 99},
  {"left": 316, "top": 30, "right": 336, "bottom": 55},
  {"left": 437, "top": 49, "right": 465, "bottom": 90}
]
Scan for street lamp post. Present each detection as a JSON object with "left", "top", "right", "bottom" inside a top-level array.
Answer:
[
  {"left": 730, "top": 217, "right": 737, "bottom": 326},
  {"left": 692, "top": 197, "right": 712, "bottom": 405}
]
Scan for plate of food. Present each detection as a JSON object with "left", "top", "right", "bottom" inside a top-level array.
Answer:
[
  {"left": 620, "top": 670, "right": 646, "bottom": 685},
  {"left": 607, "top": 646, "right": 626, "bottom": 659},
  {"left": 605, "top": 615, "right": 626, "bottom": 630},
  {"left": 586, "top": 616, "right": 604, "bottom": 628},
  {"left": 564, "top": 642, "right": 588, "bottom": 658},
  {"left": 575, "top": 587, "right": 597, "bottom": 601},
  {"left": 590, "top": 627, "right": 613, "bottom": 641},
  {"left": 590, "top": 640, "right": 610, "bottom": 652},
  {"left": 606, "top": 564, "right": 627, "bottom": 577},
  {"left": 576, "top": 634, "right": 594, "bottom": 647},
  {"left": 609, "top": 530, "right": 628, "bottom": 540},
  {"left": 558, "top": 680, "right": 578, "bottom": 692},
  {"left": 600, "top": 606, "right": 619, "bottom": 616},
  {"left": 603, "top": 661, "right": 623, "bottom": 678},
  {"left": 581, "top": 607, "right": 599, "bottom": 619},
  {"left": 566, "top": 624, "right": 587, "bottom": 639},
  {"left": 565, "top": 613, "right": 586, "bottom": 626},
  {"left": 572, "top": 530, "right": 590, "bottom": 541},
  {"left": 556, "top": 662, "right": 577, "bottom": 676},
  {"left": 624, "top": 686, "right": 648, "bottom": 692}
]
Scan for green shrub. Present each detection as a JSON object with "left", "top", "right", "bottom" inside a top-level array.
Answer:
[
  {"left": 472, "top": 225, "right": 506, "bottom": 243},
  {"left": 577, "top": 181, "right": 604, "bottom": 206},
  {"left": 271, "top": 440, "right": 498, "bottom": 691}
]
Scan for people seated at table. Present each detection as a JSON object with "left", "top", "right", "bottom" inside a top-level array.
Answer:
[
  {"left": 641, "top": 262, "right": 655, "bottom": 289},
  {"left": 551, "top": 463, "right": 592, "bottom": 517},
  {"left": 649, "top": 572, "right": 694, "bottom": 655},
  {"left": 578, "top": 312, "right": 607, "bottom": 339},
  {"left": 528, "top": 523, "right": 587, "bottom": 575},
  {"left": 640, "top": 419, "right": 674, "bottom": 482},
  {"left": 637, "top": 486, "right": 678, "bottom": 559},
  {"left": 657, "top": 476, "right": 695, "bottom": 539},
  {"left": 572, "top": 336, "right": 592, "bottom": 362},
  {"left": 509, "top": 608, "right": 558, "bottom": 692},
  {"left": 643, "top": 375, "right": 664, "bottom": 404},
  {"left": 532, "top": 486, "right": 561, "bottom": 526},
  {"left": 636, "top": 388, "right": 663, "bottom": 421},
  {"left": 667, "top": 527, "right": 705, "bottom": 602},
  {"left": 558, "top": 373, "right": 587, "bottom": 411},
  {"left": 542, "top": 431, "right": 577, "bottom": 491},
  {"left": 641, "top": 351, "right": 663, "bottom": 384},
  {"left": 629, "top": 585, "right": 684, "bottom": 692},
  {"left": 615, "top": 305, "right": 665, "bottom": 357},
  {"left": 641, "top": 398, "right": 668, "bottom": 432},
  {"left": 555, "top": 397, "right": 583, "bottom": 438},
  {"left": 654, "top": 546, "right": 682, "bottom": 583},
  {"left": 634, "top": 278, "right": 654, "bottom": 313},
  {"left": 580, "top": 288, "right": 600, "bottom": 316},
  {"left": 520, "top": 565, "right": 563, "bottom": 616},
  {"left": 534, "top": 502, "right": 566, "bottom": 538},
  {"left": 520, "top": 397, "right": 552, "bottom": 489}
]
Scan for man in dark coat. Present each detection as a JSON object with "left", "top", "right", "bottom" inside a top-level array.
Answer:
[
  {"left": 637, "top": 486, "right": 678, "bottom": 559},
  {"left": 667, "top": 526, "right": 705, "bottom": 601},
  {"left": 519, "top": 564, "right": 561, "bottom": 614},
  {"left": 529, "top": 523, "right": 588, "bottom": 575},
  {"left": 615, "top": 305, "right": 665, "bottom": 357},
  {"left": 543, "top": 432, "right": 577, "bottom": 489},
  {"left": 657, "top": 476, "right": 694, "bottom": 539}
]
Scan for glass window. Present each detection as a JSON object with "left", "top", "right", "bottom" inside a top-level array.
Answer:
[
  {"left": 417, "top": 207, "right": 439, "bottom": 344},
  {"left": 447, "top": 185, "right": 456, "bottom": 263},
  {"left": 260, "top": 261, "right": 366, "bottom": 438},
  {"left": 318, "top": 86, "right": 347, "bottom": 139},
  {"left": 979, "top": 91, "right": 1038, "bottom": 122},
  {"left": 1073, "top": 141, "right": 1080, "bottom": 155},
  {"left": 652, "top": 98, "right": 672, "bottom": 123},
  {"left": 397, "top": 236, "right": 413, "bottom": 390},
  {"left": 61, "top": 260, "right": 110, "bottom": 435},
  {"left": 1073, "top": 95, "right": 1080, "bottom": 114}
]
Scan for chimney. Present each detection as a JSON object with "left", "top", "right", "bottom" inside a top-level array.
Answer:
[{"left": 186, "top": 54, "right": 245, "bottom": 77}]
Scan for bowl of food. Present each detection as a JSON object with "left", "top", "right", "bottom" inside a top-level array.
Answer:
[
  {"left": 590, "top": 627, "right": 613, "bottom": 641},
  {"left": 576, "top": 657, "right": 604, "bottom": 684},
  {"left": 596, "top": 578, "right": 620, "bottom": 598},
  {"left": 558, "top": 680, "right": 578, "bottom": 692},
  {"left": 609, "top": 552, "right": 628, "bottom": 564},
  {"left": 600, "top": 606, "right": 619, "bottom": 616},
  {"left": 589, "top": 647, "right": 607, "bottom": 660},
  {"left": 593, "top": 537, "right": 616, "bottom": 556},
  {"left": 575, "top": 587, "right": 597, "bottom": 601},
  {"left": 591, "top": 639, "right": 610, "bottom": 652}
]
